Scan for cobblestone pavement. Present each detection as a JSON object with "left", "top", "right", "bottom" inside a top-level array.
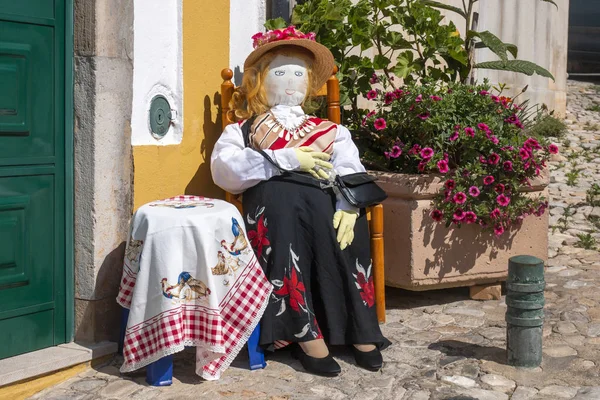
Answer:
[{"left": 31, "top": 81, "right": 600, "bottom": 400}]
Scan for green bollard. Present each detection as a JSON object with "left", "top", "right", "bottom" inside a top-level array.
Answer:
[{"left": 505, "top": 255, "right": 545, "bottom": 368}]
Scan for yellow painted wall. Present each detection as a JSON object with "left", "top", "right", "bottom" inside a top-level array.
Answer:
[{"left": 133, "top": 1, "right": 229, "bottom": 209}]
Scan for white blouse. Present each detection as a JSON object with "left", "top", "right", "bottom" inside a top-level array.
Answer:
[{"left": 210, "top": 105, "right": 366, "bottom": 213}]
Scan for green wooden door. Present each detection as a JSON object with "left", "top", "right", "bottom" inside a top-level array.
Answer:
[{"left": 0, "top": 0, "right": 69, "bottom": 359}]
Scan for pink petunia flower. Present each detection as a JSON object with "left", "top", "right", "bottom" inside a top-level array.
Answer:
[
  {"left": 437, "top": 159, "right": 449, "bottom": 174},
  {"left": 491, "top": 95, "right": 500, "bottom": 103},
  {"left": 430, "top": 95, "right": 442, "bottom": 101},
  {"left": 369, "top": 73, "right": 379, "bottom": 84},
  {"left": 464, "top": 127, "right": 475, "bottom": 137},
  {"left": 444, "top": 190, "right": 452, "bottom": 201},
  {"left": 519, "top": 147, "right": 530, "bottom": 160},
  {"left": 464, "top": 211, "right": 478, "bottom": 224},
  {"left": 374, "top": 118, "right": 387, "bottom": 131},
  {"left": 479, "top": 90, "right": 489, "bottom": 96},
  {"left": 524, "top": 138, "right": 541, "bottom": 150},
  {"left": 367, "top": 90, "right": 378, "bottom": 100},
  {"left": 384, "top": 92, "right": 396, "bottom": 105},
  {"left": 449, "top": 131, "right": 459, "bottom": 142},
  {"left": 408, "top": 144, "right": 421, "bottom": 155},
  {"left": 497, "top": 194, "right": 511, "bottom": 207},
  {"left": 389, "top": 145, "right": 402, "bottom": 158},
  {"left": 415, "top": 94, "right": 423, "bottom": 103},
  {"left": 384, "top": 151, "right": 391, "bottom": 159},
  {"left": 431, "top": 209, "right": 444, "bottom": 222},
  {"left": 494, "top": 183, "right": 505, "bottom": 193},
  {"left": 420, "top": 147, "right": 434, "bottom": 160},
  {"left": 477, "top": 123, "right": 490, "bottom": 132},
  {"left": 494, "top": 223, "right": 505, "bottom": 236},
  {"left": 548, "top": 144, "right": 559, "bottom": 154},
  {"left": 417, "top": 112, "right": 430, "bottom": 120},
  {"left": 503, "top": 161, "right": 513, "bottom": 172},
  {"left": 417, "top": 161, "right": 427, "bottom": 172},
  {"left": 505, "top": 114, "right": 520, "bottom": 125},
  {"left": 488, "top": 153, "right": 500, "bottom": 165},
  {"left": 490, "top": 136, "right": 499, "bottom": 144},
  {"left": 490, "top": 208, "right": 501, "bottom": 219},
  {"left": 453, "top": 192, "right": 467, "bottom": 204},
  {"left": 479, "top": 155, "right": 488, "bottom": 164},
  {"left": 469, "top": 186, "right": 481, "bottom": 197},
  {"left": 483, "top": 175, "right": 495, "bottom": 185},
  {"left": 453, "top": 208, "right": 466, "bottom": 221},
  {"left": 445, "top": 179, "right": 456, "bottom": 190}
]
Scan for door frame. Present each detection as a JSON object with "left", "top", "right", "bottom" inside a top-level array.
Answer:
[{"left": 64, "top": 0, "right": 74, "bottom": 342}]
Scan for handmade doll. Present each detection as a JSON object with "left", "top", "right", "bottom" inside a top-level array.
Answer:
[{"left": 211, "top": 27, "right": 390, "bottom": 376}]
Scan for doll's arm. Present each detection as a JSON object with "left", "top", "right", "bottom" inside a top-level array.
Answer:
[
  {"left": 331, "top": 125, "right": 366, "bottom": 213},
  {"left": 211, "top": 123, "right": 300, "bottom": 194}
]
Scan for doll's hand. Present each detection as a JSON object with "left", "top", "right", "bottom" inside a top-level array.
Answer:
[
  {"left": 294, "top": 147, "right": 333, "bottom": 179},
  {"left": 333, "top": 210, "right": 358, "bottom": 250}
]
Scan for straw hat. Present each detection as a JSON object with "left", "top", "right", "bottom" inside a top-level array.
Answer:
[{"left": 244, "top": 26, "right": 335, "bottom": 89}]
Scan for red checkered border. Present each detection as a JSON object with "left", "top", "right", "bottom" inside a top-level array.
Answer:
[{"left": 120, "top": 258, "right": 272, "bottom": 380}]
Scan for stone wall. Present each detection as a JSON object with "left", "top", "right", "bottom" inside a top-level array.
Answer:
[{"left": 73, "top": 0, "right": 134, "bottom": 343}]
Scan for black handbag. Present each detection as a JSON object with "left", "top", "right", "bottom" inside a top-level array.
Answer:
[
  {"left": 241, "top": 117, "right": 387, "bottom": 209},
  {"left": 334, "top": 172, "right": 388, "bottom": 209}
]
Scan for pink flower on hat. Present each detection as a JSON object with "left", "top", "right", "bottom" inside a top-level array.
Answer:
[{"left": 252, "top": 26, "right": 317, "bottom": 49}]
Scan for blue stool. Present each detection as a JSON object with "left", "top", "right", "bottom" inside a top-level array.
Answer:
[{"left": 119, "top": 307, "right": 265, "bottom": 386}]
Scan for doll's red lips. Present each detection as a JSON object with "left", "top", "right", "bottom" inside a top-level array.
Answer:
[{"left": 285, "top": 89, "right": 296, "bottom": 95}]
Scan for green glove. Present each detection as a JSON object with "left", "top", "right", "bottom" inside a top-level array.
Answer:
[
  {"left": 333, "top": 210, "right": 358, "bottom": 250},
  {"left": 294, "top": 147, "right": 333, "bottom": 179}
]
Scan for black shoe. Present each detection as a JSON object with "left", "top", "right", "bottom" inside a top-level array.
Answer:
[
  {"left": 291, "top": 346, "right": 341, "bottom": 377},
  {"left": 351, "top": 346, "right": 383, "bottom": 371}
]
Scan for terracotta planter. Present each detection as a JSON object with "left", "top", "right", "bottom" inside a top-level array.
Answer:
[{"left": 373, "top": 171, "right": 549, "bottom": 291}]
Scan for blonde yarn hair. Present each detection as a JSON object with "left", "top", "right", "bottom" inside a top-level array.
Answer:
[{"left": 231, "top": 47, "right": 320, "bottom": 121}]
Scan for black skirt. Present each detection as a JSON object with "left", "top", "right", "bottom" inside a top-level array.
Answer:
[{"left": 242, "top": 174, "right": 390, "bottom": 350}]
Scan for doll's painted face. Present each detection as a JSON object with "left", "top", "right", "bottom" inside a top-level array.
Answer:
[{"left": 264, "top": 54, "right": 309, "bottom": 107}]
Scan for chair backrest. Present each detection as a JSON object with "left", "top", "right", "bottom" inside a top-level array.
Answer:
[{"left": 219, "top": 66, "right": 341, "bottom": 211}]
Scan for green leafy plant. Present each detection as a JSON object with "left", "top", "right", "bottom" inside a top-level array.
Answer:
[
  {"left": 282, "top": 0, "right": 468, "bottom": 125},
  {"left": 421, "top": 0, "right": 556, "bottom": 81},
  {"left": 566, "top": 163, "right": 582, "bottom": 186},
  {"left": 556, "top": 206, "right": 574, "bottom": 233},
  {"left": 576, "top": 233, "right": 597, "bottom": 250},
  {"left": 527, "top": 114, "right": 568, "bottom": 139},
  {"left": 356, "top": 78, "right": 555, "bottom": 234},
  {"left": 587, "top": 215, "right": 600, "bottom": 231},
  {"left": 587, "top": 184, "right": 600, "bottom": 207},
  {"left": 586, "top": 102, "right": 600, "bottom": 112}
]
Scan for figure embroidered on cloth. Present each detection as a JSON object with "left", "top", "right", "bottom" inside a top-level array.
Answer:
[
  {"left": 125, "top": 239, "right": 143, "bottom": 264},
  {"left": 246, "top": 206, "right": 271, "bottom": 261},
  {"left": 161, "top": 272, "right": 211, "bottom": 302},
  {"left": 211, "top": 250, "right": 244, "bottom": 286},
  {"left": 220, "top": 217, "right": 250, "bottom": 256},
  {"left": 210, "top": 25, "right": 390, "bottom": 376},
  {"left": 353, "top": 260, "right": 375, "bottom": 308}
]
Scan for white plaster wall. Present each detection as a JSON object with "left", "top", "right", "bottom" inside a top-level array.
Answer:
[
  {"left": 131, "top": 0, "right": 183, "bottom": 145},
  {"left": 229, "top": 0, "right": 267, "bottom": 84},
  {"left": 475, "top": 0, "right": 569, "bottom": 115}
]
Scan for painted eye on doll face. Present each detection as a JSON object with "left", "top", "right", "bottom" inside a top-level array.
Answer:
[{"left": 265, "top": 54, "right": 309, "bottom": 107}]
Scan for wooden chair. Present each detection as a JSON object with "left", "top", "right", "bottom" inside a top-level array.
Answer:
[{"left": 219, "top": 67, "right": 386, "bottom": 324}]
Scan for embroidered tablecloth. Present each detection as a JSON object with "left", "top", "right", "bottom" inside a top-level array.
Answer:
[{"left": 117, "top": 195, "right": 272, "bottom": 380}]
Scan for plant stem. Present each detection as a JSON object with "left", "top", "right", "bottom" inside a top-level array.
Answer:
[
  {"left": 464, "top": 0, "right": 476, "bottom": 84},
  {"left": 373, "top": 3, "right": 398, "bottom": 90}
]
